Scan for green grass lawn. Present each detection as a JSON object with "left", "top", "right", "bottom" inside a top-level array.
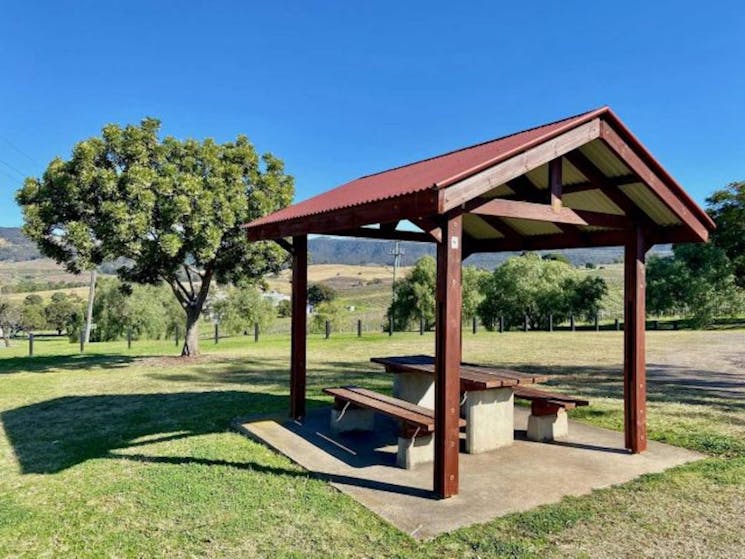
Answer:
[{"left": 1, "top": 330, "right": 744, "bottom": 558}]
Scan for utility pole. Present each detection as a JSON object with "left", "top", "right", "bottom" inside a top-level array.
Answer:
[
  {"left": 389, "top": 241, "right": 404, "bottom": 334},
  {"left": 83, "top": 269, "right": 97, "bottom": 345}
]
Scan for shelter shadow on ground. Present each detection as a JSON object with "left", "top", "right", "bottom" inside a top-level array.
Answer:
[
  {"left": 2, "top": 390, "right": 325, "bottom": 474},
  {"left": 237, "top": 406, "right": 703, "bottom": 539}
]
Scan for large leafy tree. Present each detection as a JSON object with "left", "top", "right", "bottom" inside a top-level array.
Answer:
[
  {"left": 17, "top": 118, "right": 293, "bottom": 355},
  {"left": 646, "top": 181, "right": 744, "bottom": 326},
  {"left": 477, "top": 253, "right": 607, "bottom": 330},
  {"left": 45, "top": 292, "right": 84, "bottom": 335},
  {"left": 387, "top": 256, "right": 486, "bottom": 330},
  {"left": 706, "top": 181, "right": 744, "bottom": 287}
]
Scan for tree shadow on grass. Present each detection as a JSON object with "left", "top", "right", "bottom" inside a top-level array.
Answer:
[
  {"left": 2, "top": 390, "right": 326, "bottom": 475},
  {"left": 146, "top": 358, "right": 394, "bottom": 394},
  {"left": 514, "top": 363, "right": 745, "bottom": 414},
  {"left": 0, "top": 353, "right": 136, "bottom": 375}
]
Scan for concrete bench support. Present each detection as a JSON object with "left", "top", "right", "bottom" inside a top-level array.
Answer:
[
  {"left": 463, "top": 387, "right": 514, "bottom": 453},
  {"left": 527, "top": 409, "right": 568, "bottom": 442},
  {"left": 396, "top": 433, "right": 434, "bottom": 469},
  {"left": 393, "top": 371, "right": 435, "bottom": 409},
  {"left": 330, "top": 407, "right": 375, "bottom": 435}
]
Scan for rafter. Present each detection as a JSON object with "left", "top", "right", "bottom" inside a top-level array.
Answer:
[{"left": 332, "top": 227, "right": 434, "bottom": 243}]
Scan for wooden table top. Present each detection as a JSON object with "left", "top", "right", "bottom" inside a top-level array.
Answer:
[{"left": 371, "top": 354, "right": 549, "bottom": 391}]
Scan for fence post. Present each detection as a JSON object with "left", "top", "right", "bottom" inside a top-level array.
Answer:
[
  {"left": 389, "top": 316, "right": 393, "bottom": 337},
  {"left": 28, "top": 333, "right": 34, "bottom": 357},
  {"left": 214, "top": 323, "right": 219, "bottom": 344},
  {"left": 325, "top": 320, "right": 331, "bottom": 339},
  {"left": 523, "top": 314, "right": 529, "bottom": 332},
  {"left": 570, "top": 314, "right": 575, "bottom": 332},
  {"left": 594, "top": 313, "right": 599, "bottom": 331},
  {"left": 419, "top": 317, "right": 424, "bottom": 335},
  {"left": 653, "top": 320, "right": 659, "bottom": 330},
  {"left": 254, "top": 322, "right": 259, "bottom": 342},
  {"left": 548, "top": 313, "right": 553, "bottom": 332},
  {"left": 615, "top": 318, "right": 620, "bottom": 331},
  {"left": 357, "top": 319, "right": 362, "bottom": 338},
  {"left": 127, "top": 328, "right": 132, "bottom": 349},
  {"left": 498, "top": 316, "right": 504, "bottom": 333},
  {"left": 79, "top": 330, "right": 85, "bottom": 353},
  {"left": 472, "top": 316, "right": 477, "bottom": 334},
  {"left": 175, "top": 327, "right": 179, "bottom": 347},
  {"left": 673, "top": 320, "right": 679, "bottom": 331}
]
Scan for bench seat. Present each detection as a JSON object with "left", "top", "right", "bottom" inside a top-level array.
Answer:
[
  {"left": 513, "top": 386, "right": 589, "bottom": 442},
  {"left": 323, "top": 386, "right": 465, "bottom": 469}
]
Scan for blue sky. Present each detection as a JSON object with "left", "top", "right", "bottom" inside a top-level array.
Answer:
[{"left": 1, "top": 1, "right": 743, "bottom": 226}]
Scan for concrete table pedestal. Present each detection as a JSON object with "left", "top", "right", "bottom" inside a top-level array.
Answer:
[
  {"left": 393, "top": 371, "right": 435, "bottom": 408},
  {"left": 462, "top": 388, "right": 514, "bottom": 453}
]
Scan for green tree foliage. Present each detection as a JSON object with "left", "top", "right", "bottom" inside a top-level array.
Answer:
[
  {"left": 310, "top": 301, "right": 343, "bottom": 334},
  {"left": 91, "top": 279, "right": 181, "bottom": 342},
  {"left": 389, "top": 256, "right": 436, "bottom": 330},
  {"left": 17, "top": 118, "right": 293, "bottom": 356},
  {"left": 647, "top": 243, "right": 743, "bottom": 327},
  {"left": 45, "top": 292, "right": 84, "bottom": 335},
  {"left": 307, "top": 283, "right": 337, "bottom": 307},
  {"left": 706, "top": 181, "right": 744, "bottom": 287},
  {"left": 211, "top": 285, "right": 275, "bottom": 336},
  {"left": 477, "top": 253, "right": 607, "bottom": 330},
  {"left": 20, "top": 294, "right": 47, "bottom": 331},
  {"left": 387, "top": 256, "right": 486, "bottom": 330},
  {"left": 646, "top": 181, "right": 744, "bottom": 326},
  {"left": 276, "top": 299, "right": 291, "bottom": 318},
  {"left": 0, "top": 295, "right": 22, "bottom": 345}
]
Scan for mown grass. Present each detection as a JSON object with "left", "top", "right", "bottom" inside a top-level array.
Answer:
[{"left": 0, "top": 330, "right": 743, "bottom": 558}]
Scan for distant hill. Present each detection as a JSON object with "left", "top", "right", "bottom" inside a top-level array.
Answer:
[
  {"left": 0, "top": 227, "right": 42, "bottom": 262},
  {"left": 0, "top": 226, "right": 672, "bottom": 271},
  {"left": 309, "top": 236, "right": 672, "bottom": 269}
]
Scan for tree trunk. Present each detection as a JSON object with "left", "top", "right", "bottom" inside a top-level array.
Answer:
[{"left": 181, "top": 308, "right": 201, "bottom": 357}]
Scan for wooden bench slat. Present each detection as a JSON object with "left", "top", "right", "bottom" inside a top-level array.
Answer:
[
  {"left": 324, "top": 387, "right": 436, "bottom": 432},
  {"left": 513, "top": 385, "right": 589, "bottom": 408},
  {"left": 324, "top": 386, "right": 467, "bottom": 433}
]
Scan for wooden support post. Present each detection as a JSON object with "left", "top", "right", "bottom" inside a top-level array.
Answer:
[
  {"left": 434, "top": 214, "right": 462, "bottom": 499},
  {"left": 549, "top": 157, "right": 563, "bottom": 212},
  {"left": 325, "top": 320, "right": 331, "bottom": 339},
  {"left": 570, "top": 314, "right": 575, "bottom": 331},
  {"left": 291, "top": 235, "right": 308, "bottom": 420},
  {"left": 389, "top": 315, "right": 393, "bottom": 336},
  {"left": 498, "top": 316, "right": 504, "bottom": 333},
  {"left": 523, "top": 314, "right": 529, "bottom": 332},
  {"left": 419, "top": 316, "right": 424, "bottom": 335},
  {"left": 214, "top": 323, "right": 219, "bottom": 344},
  {"left": 127, "top": 328, "right": 132, "bottom": 349},
  {"left": 357, "top": 319, "right": 362, "bottom": 337},
  {"left": 548, "top": 313, "right": 553, "bottom": 332},
  {"left": 624, "top": 226, "right": 648, "bottom": 453},
  {"left": 254, "top": 322, "right": 259, "bottom": 343},
  {"left": 28, "top": 333, "right": 33, "bottom": 357},
  {"left": 79, "top": 331, "right": 84, "bottom": 353},
  {"left": 175, "top": 327, "right": 179, "bottom": 347},
  {"left": 595, "top": 313, "right": 600, "bottom": 331},
  {"left": 472, "top": 316, "right": 477, "bottom": 334}
]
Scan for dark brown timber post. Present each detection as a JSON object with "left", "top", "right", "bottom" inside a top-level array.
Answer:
[
  {"left": 434, "top": 214, "right": 462, "bottom": 499},
  {"left": 291, "top": 235, "right": 308, "bottom": 420},
  {"left": 549, "top": 157, "right": 563, "bottom": 212},
  {"left": 624, "top": 225, "right": 648, "bottom": 453}
]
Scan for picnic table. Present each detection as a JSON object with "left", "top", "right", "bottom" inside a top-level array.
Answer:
[{"left": 370, "top": 355, "right": 548, "bottom": 453}]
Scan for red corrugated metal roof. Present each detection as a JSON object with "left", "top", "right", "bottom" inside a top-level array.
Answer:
[{"left": 246, "top": 107, "right": 608, "bottom": 229}]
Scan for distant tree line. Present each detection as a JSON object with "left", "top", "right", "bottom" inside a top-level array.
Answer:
[{"left": 387, "top": 253, "right": 608, "bottom": 331}]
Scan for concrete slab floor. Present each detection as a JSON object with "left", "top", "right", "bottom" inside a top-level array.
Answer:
[{"left": 234, "top": 407, "right": 703, "bottom": 539}]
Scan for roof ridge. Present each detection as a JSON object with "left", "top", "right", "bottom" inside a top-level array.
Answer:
[{"left": 356, "top": 107, "right": 607, "bottom": 181}]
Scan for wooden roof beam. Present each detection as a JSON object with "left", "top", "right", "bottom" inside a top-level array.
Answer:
[
  {"left": 598, "top": 121, "right": 709, "bottom": 242},
  {"left": 331, "top": 227, "right": 434, "bottom": 243},
  {"left": 470, "top": 199, "right": 630, "bottom": 229}
]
